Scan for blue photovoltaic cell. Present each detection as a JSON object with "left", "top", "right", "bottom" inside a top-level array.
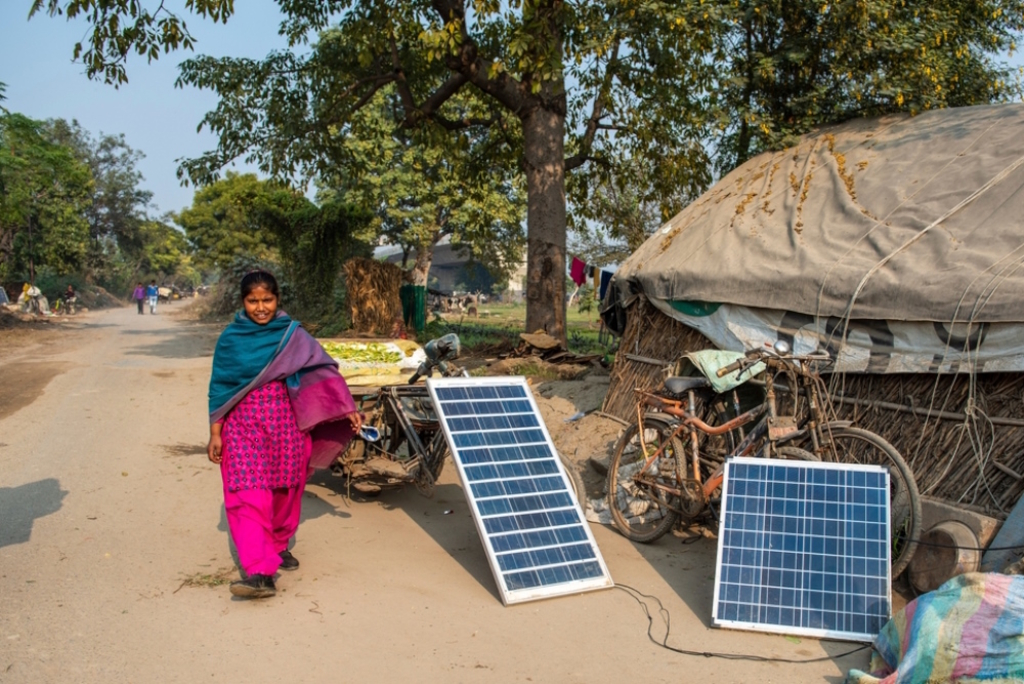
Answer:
[
  {"left": 427, "top": 377, "right": 613, "bottom": 605},
  {"left": 713, "top": 457, "right": 891, "bottom": 641}
]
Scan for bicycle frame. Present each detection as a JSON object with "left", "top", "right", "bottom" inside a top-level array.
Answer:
[{"left": 628, "top": 359, "right": 804, "bottom": 514}]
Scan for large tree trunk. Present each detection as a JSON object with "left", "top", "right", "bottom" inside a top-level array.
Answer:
[
  {"left": 522, "top": 103, "right": 567, "bottom": 341},
  {"left": 407, "top": 242, "right": 434, "bottom": 287}
]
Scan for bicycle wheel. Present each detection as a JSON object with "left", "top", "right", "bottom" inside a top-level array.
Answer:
[
  {"left": 414, "top": 429, "right": 447, "bottom": 497},
  {"left": 814, "top": 427, "right": 922, "bottom": 578},
  {"left": 774, "top": 446, "right": 819, "bottom": 461},
  {"left": 559, "top": 452, "right": 587, "bottom": 509},
  {"left": 606, "top": 416, "right": 683, "bottom": 543}
]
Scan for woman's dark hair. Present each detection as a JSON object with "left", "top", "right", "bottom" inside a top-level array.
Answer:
[{"left": 240, "top": 270, "right": 280, "bottom": 300}]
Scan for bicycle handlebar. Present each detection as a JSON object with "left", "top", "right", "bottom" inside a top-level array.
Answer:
[
  {"left": 715, "top": 348, "right": 832, "bottom": 378},
  {"left": 715, "top": 358, "right": 747, "bottom": 378}
]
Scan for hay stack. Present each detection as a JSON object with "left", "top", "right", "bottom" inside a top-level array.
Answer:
[
  {"left": 603, "top": 297, "right": 712, "bottom": 419},
  {"left": 603, "top": 297, "right": 1024, "bottom": 516},
  {"left": 343, "top": 258, "right": 403, "bottom": 334}
]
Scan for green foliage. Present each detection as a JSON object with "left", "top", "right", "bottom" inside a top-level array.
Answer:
[
  {"left": 321, "top": 86, "right": 526, "bottom": 289},
  {"left": 30, "top": 0, "right": 235, "bottom": 86},
  {"left": 423, "top": 314, "right": 521, "bottom": 352},
  {"left": 175, "top": 172, "right": 373, "bottom": 316},
  {"left": 33, "top": 0, "right": 1024, "bottom": 336},
  {"left": 576, "top": 286, "right": 595, "bottom": 314},
  {"left": 697, "top": 0, "right": 1024, "bottom": 173},
  {"left": 0, "top": 112, "right": 93, "bottom": 280},
  {"left": 173, "top": 172, "right": 283, "bottom": 273},
  {"left": 259, "top": 189, "right": 373, "bottom": 316}
]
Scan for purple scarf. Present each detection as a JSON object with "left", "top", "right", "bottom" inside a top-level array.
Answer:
[{"left": 210, "top": 317, "right": 357, "bottom": 469}]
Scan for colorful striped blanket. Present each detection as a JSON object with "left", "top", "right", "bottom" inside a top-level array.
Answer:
[{"left": 848, "top": 573, "right": 1024, "bottom": 684}]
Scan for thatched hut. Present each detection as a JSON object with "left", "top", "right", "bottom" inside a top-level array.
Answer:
[{"left": 601, "top": 104, "right": 1024, "bottom": 517}]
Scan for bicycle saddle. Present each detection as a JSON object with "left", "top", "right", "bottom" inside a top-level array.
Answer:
[{"left": 662, "top": 376, "right": 711, "bottom": 395}]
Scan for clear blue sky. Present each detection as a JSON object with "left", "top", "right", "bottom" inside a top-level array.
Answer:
[{"left": 0, "top": 1, "right": 291, "bottom": 217}]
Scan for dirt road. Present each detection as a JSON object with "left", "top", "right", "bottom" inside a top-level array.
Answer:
[{"left": 0, "top": 305, "right": 870, "bottom": 682}]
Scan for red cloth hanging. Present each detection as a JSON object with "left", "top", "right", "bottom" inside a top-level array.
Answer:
[{"left": 570, "top": 257, "right": 587, "bottom": 286}]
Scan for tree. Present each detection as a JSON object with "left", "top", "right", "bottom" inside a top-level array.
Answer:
[
  {"left": 173, "top": 172, "right": 281, "bottom": 272},
  {"left": 0, "top": 112, "right": 93, "bottom": 280},
  {"left": 701, "top": 1, "right": 1024, "bottom": 174},
  {"left": 46, "top": 119, "right": 155, "bottom": 276},
  {"left": 137, "top": 217, "right": 192, "bottom": 278},
  {"left": 323, "top": 87, "right": 525, "bottom": 291},
  {"left": 33, "top": 1, "right": 716, "bottom": 341},
  {"left": 258, "top": 188, "right": 371, "bottom": 314},
  {"left": 33, "top": 0, "right": 1024, "bottom": 338},
  {"left": 175, "top": 172, "right": 371, "bottom": 311}
]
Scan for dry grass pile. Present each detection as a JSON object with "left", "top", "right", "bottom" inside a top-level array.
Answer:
[
  {"left": 343, "top": 258, "right": 403, "bottom": 334},
  {"left": 77, "top": 285, "right": 122, "bottom": 309},
  {"left": 603, "top": 297, "right": 1024, "bottom": 516},
  {"left": 603, "top": 297, "right": 712, "bottom": 419}
]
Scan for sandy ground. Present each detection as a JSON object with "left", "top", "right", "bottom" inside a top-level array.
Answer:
[{"left": 0, "top": 304, "right": 871, "bottom": 683}]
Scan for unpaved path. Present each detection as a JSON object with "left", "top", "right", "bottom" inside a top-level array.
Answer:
[{"left": 0, "top": 305, "right": 870, "bottom": 683}]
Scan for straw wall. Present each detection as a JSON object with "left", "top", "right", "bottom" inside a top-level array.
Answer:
[
  {"left": 343, "top": 258, "right": 404, "bottom": 334},
  {"left": 603, "top": 297, "right": 1024, "bottom": 516}
]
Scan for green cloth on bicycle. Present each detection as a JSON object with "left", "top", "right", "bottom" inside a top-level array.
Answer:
[{"left": 683, "top": 350, "right": 765, "bottom": 394}]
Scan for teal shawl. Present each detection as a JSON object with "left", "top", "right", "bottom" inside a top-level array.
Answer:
[{"left": 208, "top": 311, "right": 298, "bottom": 416}]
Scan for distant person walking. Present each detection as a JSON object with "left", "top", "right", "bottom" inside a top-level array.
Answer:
[
  {"left": 133, "top": 282, "right": 145, "bottom": 315},
  {"left": 207, "top": 270, "right": 361, "bottom": 599},
  {"left": 145, "top": 280, "right": 158, "bottom": 314}
]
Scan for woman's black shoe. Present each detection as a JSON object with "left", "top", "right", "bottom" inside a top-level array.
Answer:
[
  {"left": 229, "top": 574, "right": 276, "bottom": 598},
  {"left": 279, "top": 550, "right": 299, "bottom": 571}
]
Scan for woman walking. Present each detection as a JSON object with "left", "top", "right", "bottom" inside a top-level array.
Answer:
[{"left": 207, "top": 270, "right": 361, "bottom": 599}]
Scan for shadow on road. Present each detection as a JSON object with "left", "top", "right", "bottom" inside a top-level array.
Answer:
[
  {"left": 306, "top": 473, "right": 500, "bottom": 601},
  {"left": 120, "top": 324, "right": 220, "bottom": 360},
  {"left": 625, "top": 529, "right": 872, "bottom": 675},
  {"left": 0, "top": 477, "right": 68, "bottom": 548}
]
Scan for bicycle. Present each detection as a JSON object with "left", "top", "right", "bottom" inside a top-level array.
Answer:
[
  {"left": 332, "top": 333, "right": 588, "bottom": 506},
  {"left": 334, "top": 334, "right": 467, "bottom": 497},
  {"left": 607, "top": 341, "right": 922, "bottom": 577}
]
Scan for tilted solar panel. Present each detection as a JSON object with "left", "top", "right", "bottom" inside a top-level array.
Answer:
[
  {"left": 427, "top": 377, "right": 613, "bottom": 605},
  {"left": 713, "top": 457, "right": 891, "bottom": 642}
]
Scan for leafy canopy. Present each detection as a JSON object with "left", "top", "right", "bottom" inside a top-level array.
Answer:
[
  {"left": 0, "top": 112, "right": 93, "bottom": 278},
  {"left": 321, "top": 86, "right": 525, "bottom": 286}
]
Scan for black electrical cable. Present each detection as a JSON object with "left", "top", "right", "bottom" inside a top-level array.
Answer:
[
  {"left": 906, "top": 538, "right": 1024, "bottom": 553},
  {"left": 614, "top": 584, "right": 872, "bottom": 664}
]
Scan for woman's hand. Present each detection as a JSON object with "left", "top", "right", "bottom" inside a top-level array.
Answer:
[
  {"left": 208, "top": 424, "right": 223, "bottom": 464},
  {"left": 346, "top": 411, "right": 364, "bottom": 433}
]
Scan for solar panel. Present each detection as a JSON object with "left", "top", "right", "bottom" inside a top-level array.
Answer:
[
  {"left": 427, "top": 377, "right": 613, "bottom": 605},
  {"left": 713, "top": 457, "right": 891, "bottom": 641}
]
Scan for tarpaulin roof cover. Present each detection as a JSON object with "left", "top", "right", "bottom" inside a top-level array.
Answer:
[{"left": 610, "top": 104, "right": 1024, "bottom": 323}]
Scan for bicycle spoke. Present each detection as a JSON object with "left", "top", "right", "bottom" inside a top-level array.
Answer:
[{"left": 606, "top": 417, "right": 681, "bottom": 543}]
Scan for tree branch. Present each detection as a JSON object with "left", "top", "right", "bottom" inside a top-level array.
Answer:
[
  {"left": 565, "top": 153, "right": 612, "bottom": 172},
  {"left": 565, "top": 40, "right": 621, "bottom": 171}
]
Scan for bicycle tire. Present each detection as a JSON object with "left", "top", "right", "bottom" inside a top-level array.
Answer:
[
  {"left": 606, "top": 415, "right": 683, "bottom": 543},
  {"left": 559, "top": 452, "right": 587, "bottom": 509},
  {"left": 774, "top": 446, "right": 819, "bottom": 461},
  {"left": 812, "top": 427, "right": 922, "bottom": 578}
]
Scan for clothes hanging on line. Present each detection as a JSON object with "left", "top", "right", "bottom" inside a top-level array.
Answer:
[
  {"left": 570, "top": 257, "right": 587, "bottom": 286},
  {"left": 599, "top": 269, "right": 613, "bottom": 301}
]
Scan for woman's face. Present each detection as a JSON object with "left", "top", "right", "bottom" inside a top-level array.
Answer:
[{"left": 243, "top": 285, "right": 278, "bottom": 325}]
